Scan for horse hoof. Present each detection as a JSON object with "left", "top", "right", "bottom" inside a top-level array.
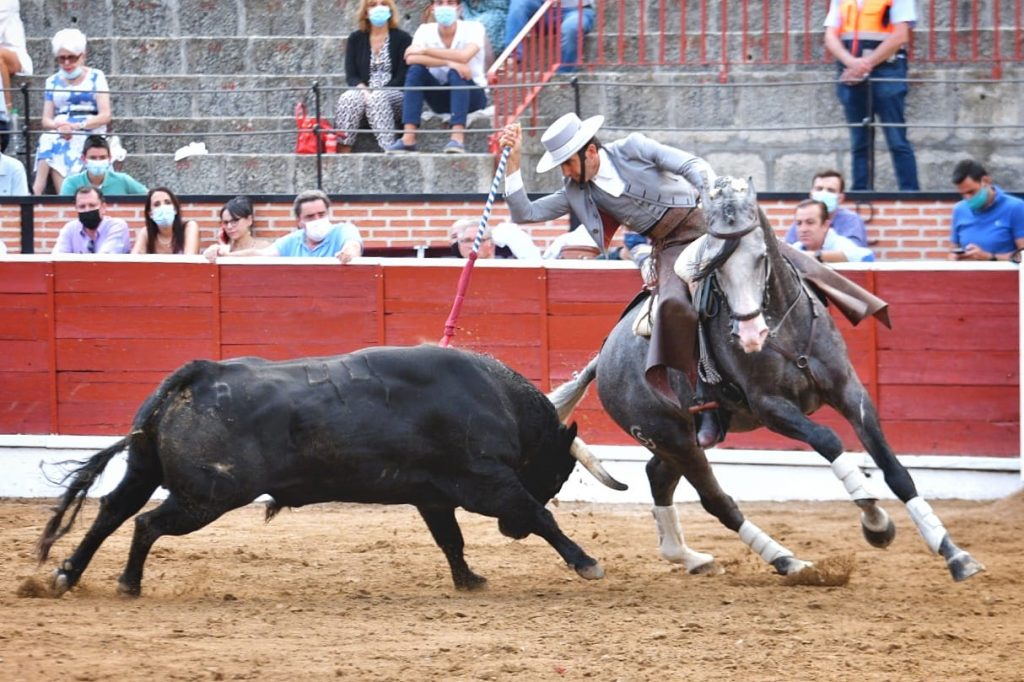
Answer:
[
  {"left": 689, "top": 560, "right": 725, "bottom": 576},
  {"left": 771, "top": 556, "right": 813, "bottom": 576},
  {"left": 50, "top": 570, "right": 70, "bottom": 597},
  {"left": 861, "top": 515, "right": 896, "bottom": 549},
  {"left": 947, "top": 551, "right": 986, "bottom": 582},
  {"left": 116, "top": 581, "right": 142, "bottom": 598},
  {"left": 575, "top": 561, "right": 605, "bottom": 580}
]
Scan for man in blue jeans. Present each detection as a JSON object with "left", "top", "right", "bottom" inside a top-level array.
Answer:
[
  {"left": 824, "top": 0, "right": 919, "bottom": 191},
  {"left": 504, "top": 0, "right": 596, "bottom": 73}
]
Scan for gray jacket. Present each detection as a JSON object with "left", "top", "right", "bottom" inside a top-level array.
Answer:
[{"left": 505, "top": 132, "right": 717, "bottom": 250}]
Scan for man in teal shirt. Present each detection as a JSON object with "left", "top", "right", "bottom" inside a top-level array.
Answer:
[{"left": 59, "top": 135, "right": 147, "bottom": 196}]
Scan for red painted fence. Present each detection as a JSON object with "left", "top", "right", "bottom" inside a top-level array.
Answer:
[{"left": 0, "top": 259, "right": 1017, "bottom": 457}]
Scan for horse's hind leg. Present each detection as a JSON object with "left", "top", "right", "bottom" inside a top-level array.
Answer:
[
  {"left": 51, "top": 453, "right": 162, "bottom": 596},
  {"left": 834, "top": 382, "right": 985, "bottom": 582},
  {"left": 646, "top": 456, "right": 717, "bottom": 573}
]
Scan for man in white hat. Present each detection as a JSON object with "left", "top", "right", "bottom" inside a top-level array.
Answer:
[{"left": 499, "top": 114, "right": 723, "bottom": 445}]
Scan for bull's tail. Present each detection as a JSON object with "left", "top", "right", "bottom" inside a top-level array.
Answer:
[
  {"left": 37, "top": 437, "right": 129, "bottom": 563},
  {"left": 547, "top": 355, "right": 599, "bottom": 423}
]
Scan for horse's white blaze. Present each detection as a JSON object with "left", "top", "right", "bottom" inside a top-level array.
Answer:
[
  {"left": 652, "top": 505, "right": 714, "bottom": 570},
  {"left": 738, "top": 520, "right": 794, "bottom": 563},
  {"left": 906, "top": 496, "right": 949, "bottom": 554}
]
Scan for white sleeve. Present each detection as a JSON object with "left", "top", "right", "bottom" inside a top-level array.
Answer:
[
  {"left": 890, "top": 0, "right": 919, "bottom": 25},
  {"left": 823, "top": 0, "right": 842, "bottom": 28},
  {"left": 411, "top": 23, "right": 433, "bottom": 47},
  {"left": 504, "top": 169, "right": 524, "bottom": 196},
  {"left": 491, "top": 223, "right": 541, "bottom": 260}
]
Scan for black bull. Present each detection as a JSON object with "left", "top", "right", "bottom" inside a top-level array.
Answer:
[{"left": 38, "top": 345, "right": 608, "bottom": 596}]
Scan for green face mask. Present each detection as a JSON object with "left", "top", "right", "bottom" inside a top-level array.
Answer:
[{"left": 966, "top": 186, "right": 990, "bottom": 211}]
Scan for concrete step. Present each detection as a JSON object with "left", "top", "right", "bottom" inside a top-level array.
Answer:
[{"left": 119, "top": 151, "right": 498, "bottom": 195}]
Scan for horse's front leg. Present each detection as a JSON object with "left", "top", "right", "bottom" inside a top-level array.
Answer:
[{"left": 832, "top": 381, "right": 985, "bottom": 582}]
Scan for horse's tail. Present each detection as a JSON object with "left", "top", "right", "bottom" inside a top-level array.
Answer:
[
  {"left": 547, "top": 354, "right": 599, "bottom": 423},
  {"left": 37, "top": 437, "right": 129, "bottom": 564}
]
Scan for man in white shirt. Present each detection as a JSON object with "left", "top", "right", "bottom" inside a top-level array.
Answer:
[
  {"left": 792, "top": 198, "right": 875, "bottom": 263},
  {"left": 386, "top": 0, "right": 488, "bottom": 154}
]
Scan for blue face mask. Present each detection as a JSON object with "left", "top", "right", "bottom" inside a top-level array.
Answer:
[
  {"left": 368, "top": 5, "right": 391, "bottom": 27},
  {"left": 810, "top": 190, "right": 839, "bottom": 215},
  {"left": 966, "top": 186, "right": 990, "bottom": 212},
  {"left": 63, "top": 66, "right": 83, "bottom": 80},
  {"left": 85, "top": 159, "right": 109, "bottom": 176},
  {"left": 151, "top": 204, "right": 177, "bottom": 227},
  {"left": 434, "top": 5, "right": 457, "bottom": 26}
]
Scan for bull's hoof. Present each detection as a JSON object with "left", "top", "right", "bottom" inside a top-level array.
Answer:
[
  {"left": 947, "top": 551, "right": 986, "bottom": 582},
  {"left": 771, "top": 556, "right": 813, "bottom": 576},
  {"left": 861, "top": 514, "right": 896, "bottom": 549},
  {"left": 575, "top": 561, "right": 604, "bottom": 581},
  {"left": 116, "top": 581, "right": 142, "bottom": 598},
  {"left": 453, "top": 573, "right": 488, "bottom": 591}
]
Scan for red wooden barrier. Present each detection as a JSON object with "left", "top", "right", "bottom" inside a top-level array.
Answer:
[{"left": 0, "top": 259, "right": 1017, "bottom": 457}]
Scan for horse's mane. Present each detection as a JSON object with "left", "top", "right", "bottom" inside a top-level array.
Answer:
[{"left": 692, "top": 178, "right": 759, "bottom": 283}]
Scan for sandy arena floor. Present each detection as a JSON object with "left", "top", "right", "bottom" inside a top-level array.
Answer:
[{"left": 1, "top": 492, "right": 1022, "bottom": 681}]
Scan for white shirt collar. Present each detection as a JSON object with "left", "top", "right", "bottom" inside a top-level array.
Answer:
[{"left": 591, "top": 148, "right": 625, "bottom": 197}]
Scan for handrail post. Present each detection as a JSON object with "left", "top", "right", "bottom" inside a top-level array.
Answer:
[
  {"left": 313, "top": 80, "right": 323, "bottom": 190},
  {"left": 20, "top": 82, "right": 31, "bottom": 177},
  {"left": 865, "top": 77, "right": 875, "bottom": 191},
  {"left": 571, "top": 76, "right": 580, "bottom": 117},
  {"left": 20, "top": 202, "right": 34, "bottom": 254}
]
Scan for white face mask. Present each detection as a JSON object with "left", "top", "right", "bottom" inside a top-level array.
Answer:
[
  {"left": 810, "top": 190, "right": 839, "bottom": 215},
  {"left": 303, "top": 217, "right": 333, "bottom": 242}
]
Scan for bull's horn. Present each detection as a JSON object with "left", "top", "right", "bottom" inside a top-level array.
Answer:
[{"left": 570, "top": 437, "right": 628, "bottom": 491}]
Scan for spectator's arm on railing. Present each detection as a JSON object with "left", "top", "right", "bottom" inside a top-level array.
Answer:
[{"left": 407, "top": 42, "right": 479, "bottom": 66}]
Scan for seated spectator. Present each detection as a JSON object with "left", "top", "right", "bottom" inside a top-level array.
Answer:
[
  {"left": 784, "top": 169, "right": 867, "bottom": 247},
  {"left": 542, "top": 224, "right": 599, "bottom": 259},
  {"left": 51, "top": 186, "right": 130, "bottom": 254},
  {"left": 790, "top": 198, "right": 874, "bottom": 263},
  {"left": 949, "top": 159, "right": 1024, "bottom": 262},
  {"left": 0, "top": 1, "right": 33, "bottom": 124},
  {"left": 0, "top": 128, "right": 27, "bottom": 195},
  {"left": 385, "top": 0, "right": 488, "bottom": 154},
  {"left": 205, "top": 189, "right": 363, "bottom": 263},
  {"left": 131, "top": 188, "right": 199, "bottom": 255},
  {"left": 462, "top": 0, "right": 510, "bottom": 57},
  {"left": 32, "top": 28, "right": 111, "bottom": 195},
  {"left": 60, "top": 135, "right": 146, "bottom": 196},
  {"left": 335, "top": 0, "right": 412, "bottom": 152},
  {"left": 504, "top": 0, "right": 595, "bottom": 73},
  {"left": 202, "top": 196, "right": 270, "bottom": 260},
  {"left": 450, "top": 218, "right": 540, "bottom": 259}
]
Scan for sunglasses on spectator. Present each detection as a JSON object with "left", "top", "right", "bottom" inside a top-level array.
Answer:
[{"left": 56, "top": 54, "right": 82, "bottom": 63}]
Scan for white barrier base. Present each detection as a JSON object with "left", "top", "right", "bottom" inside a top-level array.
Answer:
[{"left": 1, "top": 436, "right": 1019, "bottom": 503}]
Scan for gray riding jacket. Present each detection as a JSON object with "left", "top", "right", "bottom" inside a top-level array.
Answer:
[{"left": 505, "top": 132, "right": 717, "bottom": 250}]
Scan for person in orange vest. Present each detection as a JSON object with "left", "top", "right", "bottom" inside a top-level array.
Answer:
[{"left": 824, "top": 0, "right": 919, "bottom": 191}]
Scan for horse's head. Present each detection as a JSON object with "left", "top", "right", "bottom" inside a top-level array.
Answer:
[{"left": 678, "top": 176, "right": 769, "bottom": 353}]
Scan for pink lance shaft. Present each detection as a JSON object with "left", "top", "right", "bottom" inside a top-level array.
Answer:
[{"left": 439, "top": 145, "right": 513, "bottom": 348}]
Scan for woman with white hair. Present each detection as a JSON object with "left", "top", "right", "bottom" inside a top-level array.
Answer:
[{"left": 32, "top": 28, "right": 111, "bottom": 195}]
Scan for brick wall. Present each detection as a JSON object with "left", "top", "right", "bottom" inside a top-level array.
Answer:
[{"left": 1, "top": 197, "right": 958, "bottom": 258}]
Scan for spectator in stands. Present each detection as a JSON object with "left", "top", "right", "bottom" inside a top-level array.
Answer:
[
  {"left": 33, "top": 28, "right": 111, "bottom": 195},
  {"left": 784, "top": 169, "right": 867, "bottom": 247},
  {"left": 0, "top": 1, "right": 33, "bottom": 125},
  {"left": 949, "top": 159, "right": 1024, "bottom": 262},
  {"left": 504, "top": 0, "right": 595, "bottom": 73},
  {"left": 790, "top": 198, "right": 875, "bottom": 262},
  {"left": 131, "top": 188, "right": 199, "bottom": 255},
  {"left": 385, "top": 0, "right": 488, "bottom": 154},
  {"left": 205, "top": 189, "right": 363, "bottom": 263},
  {"left": 201, "top": 195, "right": 270, "bottom": 260},
  {"left": 450, "top": 218, "right": 540, "bottom": 259},
  {"left": 462, "top": 0, "right": 510, "bottom": 58},
  {"left": 824, "top": 0, "right": 919, "bottom": 191},
  {"left": 335, "top": 0, "right": 412, "bottom": 152},
  {"left": 0, "top": 126, "right": 27, "bottom": 195},
  {"left": 60, "top": 135, "right": 146, "bottom": 196},
  {"left": 51, "top": 186, "right": 130, "bottom": 254}
]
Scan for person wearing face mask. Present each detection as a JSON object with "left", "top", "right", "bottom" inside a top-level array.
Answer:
[
  {"left": 784, "top": 169, "right": 867, "bottom": 247},
  {"left": 60, "top": 135, "right": 147, "bottom": 196},
  {"left": 32, "top": 28, "right": 111, "bottom": 195},
  {"left": 207, "top": 189, "right": 363, "bottom": 263},
  {"left": 334, "top": 0, "right": 412, "bottom": 152},
  {"left": 131, "top": 187, "right": 199, "bottom": 255},
  {"left": 385, "top": 0, "right": 488, "bottom": 153},
  {"left": 949, "top": 159, "right": 1024, "bottom": 262},
  {"left": 51, "top": 186, "right": 130, "bottom": 255}
]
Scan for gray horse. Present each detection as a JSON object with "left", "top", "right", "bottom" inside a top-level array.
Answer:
[{"left": 549, "top": 177, "right": 984, "bottom": 582}]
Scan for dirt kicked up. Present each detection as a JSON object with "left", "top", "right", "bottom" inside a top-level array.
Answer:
[{"left": 2, "top": 494, "right": 1022, "bottom": 681}]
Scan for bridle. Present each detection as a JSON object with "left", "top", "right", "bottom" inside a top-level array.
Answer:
[{"left": 703, "top": 218, "right": 769, "bottom": 323}]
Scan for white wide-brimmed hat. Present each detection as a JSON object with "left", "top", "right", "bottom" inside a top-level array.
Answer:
[{"left": 536, "top": 113, "right": 605, "bottom": 173}]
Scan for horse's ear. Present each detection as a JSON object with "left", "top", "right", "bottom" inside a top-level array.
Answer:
[
  {"left": 700, "top": 179, "right": 711, "bottom": 208},
  {"left": 746, "top": 176, "right": 757, "bottom": 199}
]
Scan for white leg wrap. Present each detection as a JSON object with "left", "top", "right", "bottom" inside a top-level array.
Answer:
[
  {"left": 652, "top": 506, "right": 714, "bottom": 571},
  {"left": 905, "top": 496, "right": 948, "bottom": 554},
  {"left": 738, "top": 520, "right": 793, "bottom": 564},
  {"left": 830, "top": 453, "right": 874, "bottom": 501}
]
